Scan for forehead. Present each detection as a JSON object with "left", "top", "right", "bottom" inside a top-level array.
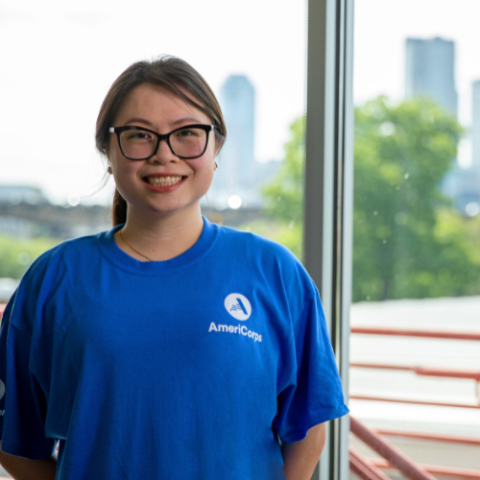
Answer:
[{"left": 115, "top": 83, "right": 210, "bottom": 125}]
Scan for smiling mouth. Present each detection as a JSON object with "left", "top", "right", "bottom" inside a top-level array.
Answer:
[{"left": 143, "top": 176, "right": 184, "bottom": 187}]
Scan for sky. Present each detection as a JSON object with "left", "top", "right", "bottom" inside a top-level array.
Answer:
[
  {"left": 354, "top": 0, "right": 480, "bottom": 113},
  {"left": 1, "top": 0, "right": 479, "bottom": 204},
  {"left": 354, "top": 0, "right": 480, "bottom": 168},
  {"left": 0, "top": 0, "right": 306, "bottom": 204}
]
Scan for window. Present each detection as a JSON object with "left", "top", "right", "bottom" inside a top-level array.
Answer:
[
  {"left": 349, "top": 1, "right": 480, "bottom": 477},
  {"left": 0, "top": 0, "right": 306, "bottom": 295}
]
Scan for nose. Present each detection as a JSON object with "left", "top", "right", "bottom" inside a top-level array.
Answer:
[{"left": 149, "top": 138, "right": 178, "bottom": 164}]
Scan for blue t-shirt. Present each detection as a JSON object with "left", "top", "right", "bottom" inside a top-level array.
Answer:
[{"left": 0, "top": 218, "right": 348, "bottom": 479}]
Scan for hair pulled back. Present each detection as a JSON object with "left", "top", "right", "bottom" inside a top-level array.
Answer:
[{"left": 95, "top": 55, "right": 227, "bottom": 226}]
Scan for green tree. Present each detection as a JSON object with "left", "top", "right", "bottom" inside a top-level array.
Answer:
[
  {"left": 353, "top": 96, "right": 476, "bottom": 301},
  {"left": 263, "top": 116, "right": 305, "bottom": 224},
  {"left": 0, "top": 234, "right": 59, "bottom": 279},
  {"left": 261, "top": 116, "right": 305, "bottom": 259},
  {"left": 263, "top": 97, "right": 480, "bottom": 301}
]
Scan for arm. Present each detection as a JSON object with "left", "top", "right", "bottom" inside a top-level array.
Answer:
[
  {"left": 281, "top": 422, "right": 327, "bottom": 480},
  {"left": 0, "top": 441, "right": 57, "bottom": 480}
]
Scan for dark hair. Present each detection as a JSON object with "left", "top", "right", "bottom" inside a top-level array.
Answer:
[{"left": 95, "top": 55, "right": 227, "bottom": 226}]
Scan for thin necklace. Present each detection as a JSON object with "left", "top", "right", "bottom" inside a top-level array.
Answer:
[{"left": 119, "top": 228, "right": 153, "bottom": 262}]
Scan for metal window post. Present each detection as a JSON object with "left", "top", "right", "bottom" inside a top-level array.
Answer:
[{"left": 304, "top": 0, "right": 354, "bottom": 479}]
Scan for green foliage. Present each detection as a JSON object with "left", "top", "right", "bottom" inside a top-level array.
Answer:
[
  {"left": 261, "top": 116, "right": 304, "bottom": 259},
  {"left": 262, "top": 96, "right": 480, "bottom": 302},
  {"left": 0, "top": 235, "right": 60, "bottom": 279},
  {"left": 270, "top": 222, "right": 302, "bottom": 260},
  {"left": 352, "top": 96, "right": 478, "bottom": 301},
  {"left": 263, "top": 116, "right": 305, "bottom": 223}
]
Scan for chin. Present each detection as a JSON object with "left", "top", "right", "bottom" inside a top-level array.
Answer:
[{"left": 146, "top": 200, "right": 201, "bottom": 216}]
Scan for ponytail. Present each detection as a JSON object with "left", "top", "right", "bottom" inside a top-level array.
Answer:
[{"left": 113, "top": 188, "right": 127, "bottom": 226}]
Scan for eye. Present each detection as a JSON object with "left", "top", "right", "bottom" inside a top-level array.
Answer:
[
  {"left": 127, "top": 130, "right": 152, "bottom": 140},
  {"left": 176, "top": 128, "right": 200, "bottom": 137},
  {"left": 121, "top": 129, "right": 156, "bottom": 144}
]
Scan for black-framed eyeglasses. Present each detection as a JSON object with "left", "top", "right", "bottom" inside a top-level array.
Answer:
[{"left": 109, "top": 124, "right": 215, "bottom": 160}]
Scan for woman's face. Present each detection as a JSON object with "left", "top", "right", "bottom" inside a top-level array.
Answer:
[{"left": 108, "top": 83, "right": 216, "bottom": 220}]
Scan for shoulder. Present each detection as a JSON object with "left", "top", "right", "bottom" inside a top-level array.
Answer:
[
  {"left": 25, "top": 232, "right": 104, "bottom": 283},
  {"left": 215, "top": 223, "right": 297, "bottom": 261},
  {"left": 213, "top": 223, "right": 315, "bottom": 293},
  {"left": 8, "top": 231, "right": 111, "bottom": 333}
]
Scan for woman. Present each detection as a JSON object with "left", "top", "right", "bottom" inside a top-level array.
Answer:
[{"left": 0, "top": 56, "right": 348, "bottom": 479}]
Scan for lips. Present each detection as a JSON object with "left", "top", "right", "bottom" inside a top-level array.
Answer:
[
  {"left": 142, "top": 174, "right": 187, "bottom": 193},
  {"left": 144, "top": 175, "right": 183, "bottom": 187}
]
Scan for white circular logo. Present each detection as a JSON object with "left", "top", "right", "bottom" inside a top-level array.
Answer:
[
  {"left": 0, "top": 379, "right": 5, "bottom": 401},
  {"left": 224, "top": 293, "right": 252, "bottom": 321}
]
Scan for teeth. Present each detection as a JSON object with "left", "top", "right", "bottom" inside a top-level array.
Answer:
[{"left": 146, "top": 176, "right": 182, "bottom": 187}]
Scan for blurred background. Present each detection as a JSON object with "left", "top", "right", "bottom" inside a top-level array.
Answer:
[{"left": 1, "top": 0, "right": 479, "bottom": 477}]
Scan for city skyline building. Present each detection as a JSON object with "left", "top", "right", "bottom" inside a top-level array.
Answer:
[
  {"left": 209, "top": 73, "right": 280, "bottom": 210},
  {"left": 217, "top": 75, "right": 256, "bottom": 197},
  {"left": 462, "top": 79, "right": 480, "bottom": 214},
  {"left": 471, "top": 80, "right": 480, "bottom": 169},
  {"left": 440, "top": 79, "right": 480, "bottom": 215},
  {"left": 405, "top": 37, "right": 458, "bottom": 117},
  {"left": 404, "top": 37, "right": 480, "bottom": 214}
]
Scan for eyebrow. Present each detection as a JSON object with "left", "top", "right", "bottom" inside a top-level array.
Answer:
[
  {"left": 123, "top": 117, "right": 154, "bottom": 127},
  {"left": 123, "top": 116, "right": 204, "bottom": 128},
  {"left": 171, "top": 116, "right": 204, "bottom": 126}
]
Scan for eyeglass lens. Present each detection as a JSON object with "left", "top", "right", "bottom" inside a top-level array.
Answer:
[{"left": 119, "top": 127, "right": 208, "bottom": 159}]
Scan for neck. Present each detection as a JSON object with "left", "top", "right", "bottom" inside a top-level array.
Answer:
[{"left": 115, "top": 204, "right": 204, "bottom": 262}]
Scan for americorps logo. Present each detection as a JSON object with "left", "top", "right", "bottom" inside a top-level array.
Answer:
[
  {"left": 224, "top": 293, "right": 252, "bottom": 320},
  {"left": 209, "top": 293, "right": 261, "bottom": 342}
]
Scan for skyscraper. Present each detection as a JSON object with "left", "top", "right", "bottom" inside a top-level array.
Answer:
[
  {"left": 208, "top": 74, "right": 280, "bottom": 210},
  {"left": 405, "top": 37, "right": 457, "bottom": 116},
  {"left": 404, "top": 37, "right": 474, "bottom": 211},
  {"left": 472, "top": 80, "right": 480, "bottom": 169},
  {"left": 461, "top": 80, "right": 480, "bottom": 213},
  {"left": 217, "top": 75, "right": 255, "bottom": 193}
]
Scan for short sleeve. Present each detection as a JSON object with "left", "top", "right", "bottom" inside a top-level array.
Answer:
[
  {"left": 273, "top": 275, "right": 349, "bottom": 443},
  {"left": 0, "top": 291, "right": 56, "bottom": 460}
]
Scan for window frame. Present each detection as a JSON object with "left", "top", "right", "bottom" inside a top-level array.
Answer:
[{"left": 304, "top": 0, "right": 354, "bottom": 478}]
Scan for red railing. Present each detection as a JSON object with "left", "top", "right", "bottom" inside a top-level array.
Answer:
[
  {"left": 350, "top": 445, "right": 391, "bottom": 480},
  {"left": 350, "top": 362, "right": 480, "bottom": 381},
  {"left": 351, "top": 326, "right": 480, "bottom": 341},
  {"left": 369, "top": 459, "right": 480, "bottom": 480},
  {"left": 350, "top": 326, "right": 480, "bottom": 480},
  {"left": 350, "top": 327, "right": 480, "bottom": 408},
  {"left": 375, "top": 429, "right": 480, "bottom": 446},
  {"left": 351, "top": 416, "right": 438, "bottom": 480},
  {"left": 350, "top": 417, "right": 480, "bottom": 480}
]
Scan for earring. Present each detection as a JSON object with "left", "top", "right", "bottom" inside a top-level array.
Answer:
[{"left": 214, "top": 162, "right": 218, "bottom": 171}]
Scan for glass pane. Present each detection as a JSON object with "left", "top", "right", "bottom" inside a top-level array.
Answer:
[
  {"left": 207, "top": 32, "right": 305, "bottom": 261},
  {"left": 350, "top": 1, "right": 480, "bottom": 477},
  {"left": 0, "top": 2, "right": 308, "bottom": 478},
  {"left": 0, "top": 0, "right": 306, "bottom": 307}
]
